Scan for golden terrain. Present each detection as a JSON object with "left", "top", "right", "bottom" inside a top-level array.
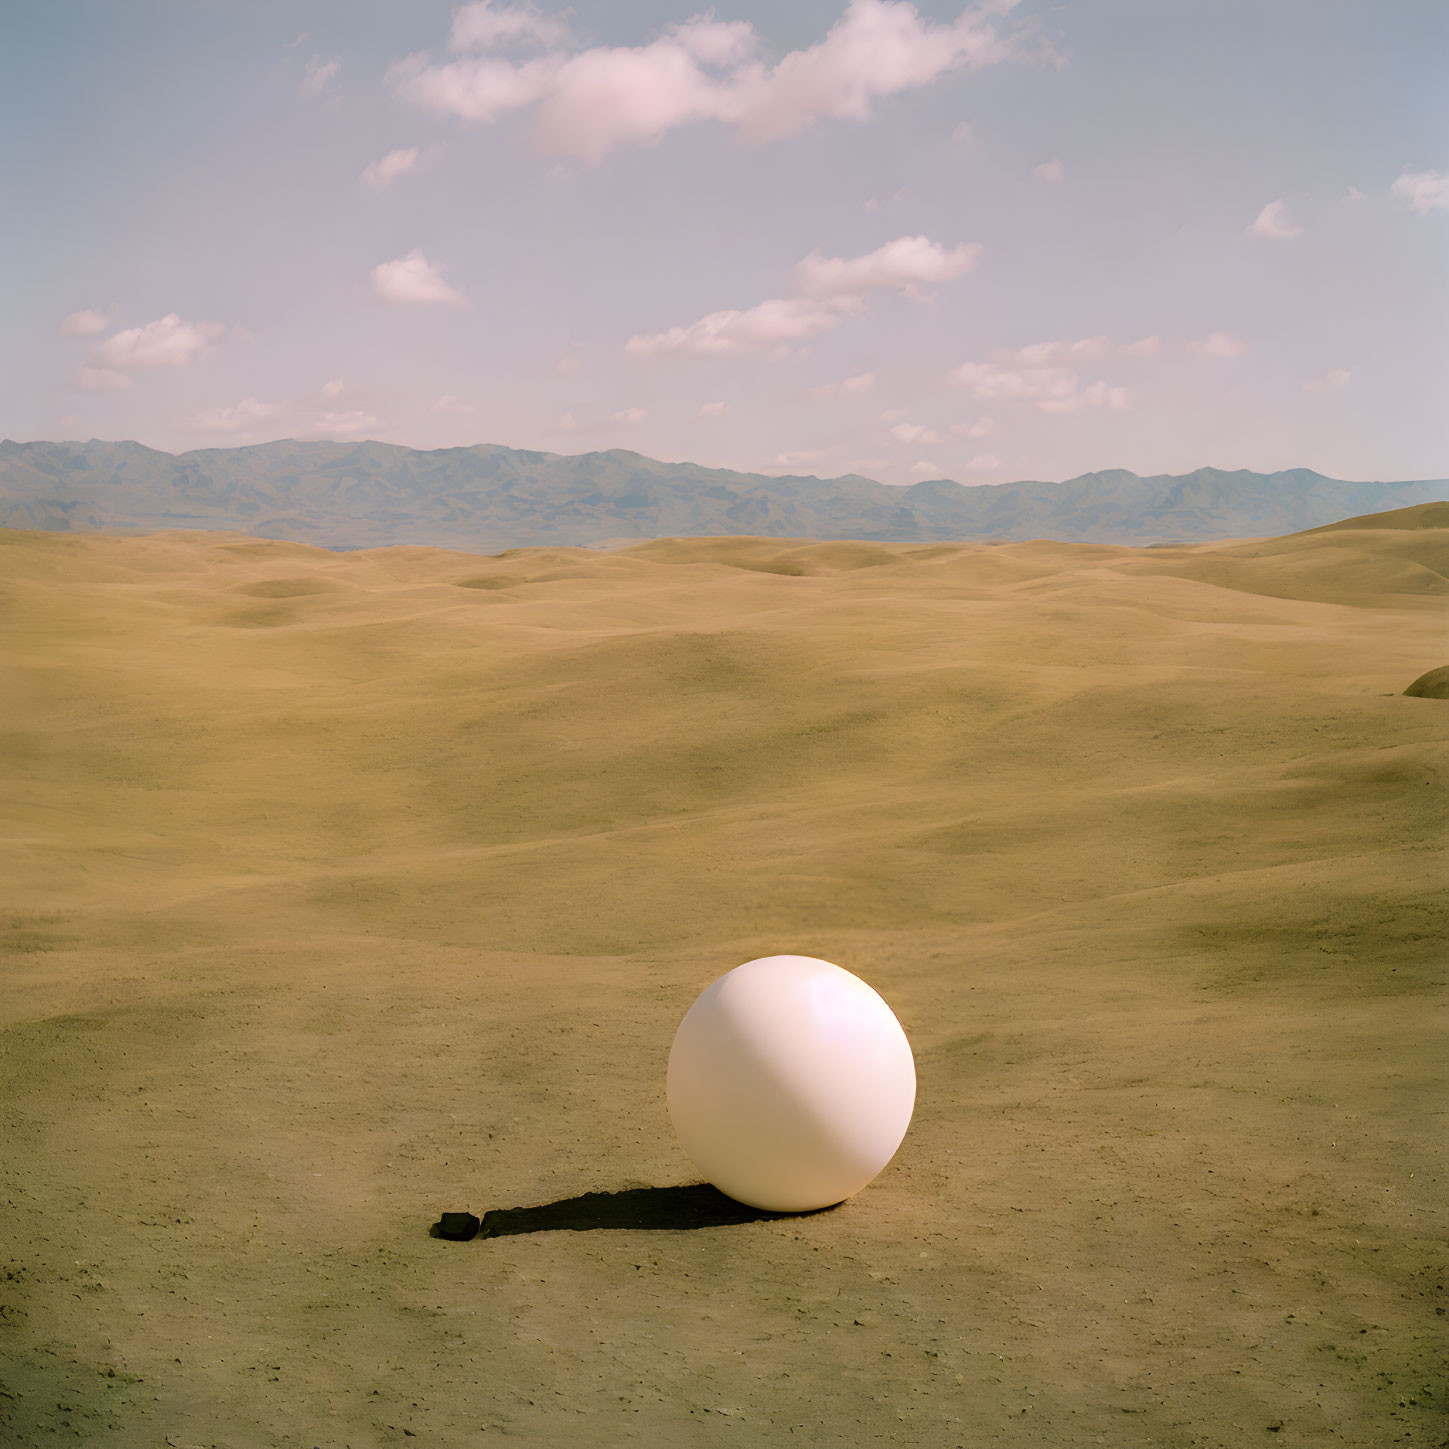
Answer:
[{"left": 1, "top": 510, "right": 1445, "bottom": 1448}]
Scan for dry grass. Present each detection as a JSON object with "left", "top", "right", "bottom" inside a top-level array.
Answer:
[{"left": 1, "top": 511, "right": 1445, "bottom": 1446}]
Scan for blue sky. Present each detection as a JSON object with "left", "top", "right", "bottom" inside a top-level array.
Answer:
[{"left": 4, "top": 0, "right": 1445, "bottom": 484}]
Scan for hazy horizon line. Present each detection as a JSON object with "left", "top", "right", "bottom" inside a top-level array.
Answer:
[{"left": 5, "top": 436, "right": 1445, "bottom": 491}]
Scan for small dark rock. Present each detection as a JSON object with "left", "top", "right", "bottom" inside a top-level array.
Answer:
[{"left": 435, "top": 1211, "right": 481, "bottom": 1241}]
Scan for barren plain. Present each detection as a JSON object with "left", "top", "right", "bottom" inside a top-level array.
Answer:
[{"left": 1, "top": 508, "right": 1445, "bottom": 1447}]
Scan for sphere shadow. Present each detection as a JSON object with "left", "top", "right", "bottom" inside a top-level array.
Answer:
[{"left": 433, "top": 1183, "right": 836, "bottom": 1239}]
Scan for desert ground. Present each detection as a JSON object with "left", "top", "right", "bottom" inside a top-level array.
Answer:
[{"left": 1, "top": 507, "right": 1445, "bottom": 1448}]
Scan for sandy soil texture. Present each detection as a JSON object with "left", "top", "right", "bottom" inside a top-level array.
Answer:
[{"left": 1, "top": 512, "right": 1445, "bottom": 1447}]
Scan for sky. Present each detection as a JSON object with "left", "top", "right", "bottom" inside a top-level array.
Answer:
[{"left": 3, "top": 0, "right": 1446, "bottom": 485}]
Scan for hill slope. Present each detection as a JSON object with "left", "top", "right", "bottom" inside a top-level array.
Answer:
[
  {"left": 1, "top": 507, "right": 1444, "bottom": 1446},
  {"left": 1, "top": 437, "right": 1444, "bottom": 548}
]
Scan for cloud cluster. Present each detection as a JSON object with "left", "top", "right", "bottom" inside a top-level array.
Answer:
[
  {"left": 187, "top": 382, "right": 386, "bottom": 438},
  {"left": 94, "top": 314, "right": 225, "bottom": 370},
  {"left": 950, "top": 363, "right": 1132, "bottom": 413},
  {"left": 67, "top": 311, "right": 225, "bottom": 389},
  {"left": 450, "top": 0, "right": 569, "bottom": 51},
  {"left": 947, "top": 334, "right": 1155, "bottom": 412},
  {"left": 946, "top": 331, "right": 1243, "bottom": 415},
  {"left": 370, "top": 250, "right": 466, "bottom": 304},
  {"left": 390, "top": 0, "right": 1033, "bottom": 162},
  {"left": 628, "top": 235, "right": 976, "bottom": 357},
  {"left": 1391, "top": 168, "right": 1449, "bottom": 214}
]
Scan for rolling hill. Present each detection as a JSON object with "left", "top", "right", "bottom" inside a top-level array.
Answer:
[{"left": 1, "top": 504, "right": 1444, "bottom": 1445}]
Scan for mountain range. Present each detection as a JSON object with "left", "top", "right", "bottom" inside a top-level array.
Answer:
[{"left": 1, "top": 438, "right": 1444, "bottom": 549}]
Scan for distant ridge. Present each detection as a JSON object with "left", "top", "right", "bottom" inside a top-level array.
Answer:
[{"left": 1, "top": 438, "right": 1444, "bottom": 549}]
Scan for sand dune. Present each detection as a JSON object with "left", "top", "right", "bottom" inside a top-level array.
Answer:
[{"left": 1, "top": 508, "right": 1444, "bottom": 1446}]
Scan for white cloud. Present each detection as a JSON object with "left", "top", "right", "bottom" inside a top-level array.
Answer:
[
  {"left": 725, "top": 1, "right": 1025, "bottom": 144},
  {"left": 388, "top": 50, "right": 559, "bottom": 124},
  {"left": 92, "top": 314, "right": 223, "bottom": 370},
  {"left": 1391, "top": 168, "right": 1449, "bottom": 214},
  {"left": 951, "top": 119, "right": 976, "bottom": 153},
  {"left": 1031, "top": 156, "right": 1063, "bottom": 183},
  {"left": 1038, "top": 380, "right": 1132, "bottom": 414},
  {"left": 949, "top": 417, "right": 993, "bottom": 438},
  {"left": 909, "top": 460, "right": 942, "bottom": 477},
  {"left": 450, "top": 1, "right": 569, "bottom": 51},
  {"left": 1248, "top": 198, "right": 1302, "bottom": 239},
  {"left": 300, "top": 55, "right": 340, "bottom": 98},
  {"left": 433, "top": 393, "right": 477, "bottom": 413},
  {"left": 554, "top": 354, "right": 581, "bottom": 374},
  {"left": 78, "top": 366, "right": 131, "bottom": 391},
  {"left": 772, "top": 449, "right": 827, "bottom": 470},
  {"left": 810, "top": 370, "right": 875, "bottom": 398},
  {"left": 1189, "top": 331, "right": 1247, "bottom": 359},
  {"left": 531, "top": 22, "right": 759, "bottom": 162},
  {"left": 1120, "top": 335, "right": 1162, "bottom": 358},
  {"left": 370, "top": 250, "right": 466, "bottom": 305},
  {"left": 1343, "top": 185, "right": 1367, "bottom": 202},
  {"left": 189, "top": 398, "right": 281, "bottom": 434},
  {"left": 626, "top": 294, "right": 858, "bottom": 357},
  {"left": 862, "top": 187, "right": 908, "bottom": 213},
  {"left": 360, "top": 146, "right": 420, "bottom": 190},
  {"left": 311, "top": 410, "right": 379, "bottom": 436},
  {"left": 1305, "top": 368, "right": 1350, "bottom": 391},
  {"left": 947, "top": 360, "right": 1130, "bottom": 412},
  {"left": 794, "top": 235, "right": 980, "bottom": 297},
  {"left": 556, "top": 405, "right": 647, "bottom": 434},
  {"left": 948, "top": 361, "right": 1075, "bottom": 403},
  {"left": 631, "top": 233, "right": 974, "bottom": 358},
  {"left": 964, "top": 453, "right": 1002, "bottom": 471},
  {"left": 697, "top": 400, "right": 729, "bottom": 416},
  {"left": 994, "top": 335, "right": 1159, "bottom": 367},
  {"left": 321, "top": 378, "right": 345, "bottom": 398},
  {"left": 890, "top": 422, "right": 941, "bottom": 444},
  {"left": 1001, "top": 335, "right": 1108, "bottom": 366},
  {"left": 60, "top": 308, "right": 109, "bottom": 337},
  {"left": 392, "top": 0, "right": 1033, "bottom": 162}
]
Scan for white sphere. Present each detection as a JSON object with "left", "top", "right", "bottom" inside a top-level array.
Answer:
[{"left": 667, "top": 955, "right": 916, "bottom": 1213}]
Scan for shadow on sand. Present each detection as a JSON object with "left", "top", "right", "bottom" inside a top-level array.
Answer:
[{"left": 438, "top": 1183, "right": 832, "bottom": 1238}]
